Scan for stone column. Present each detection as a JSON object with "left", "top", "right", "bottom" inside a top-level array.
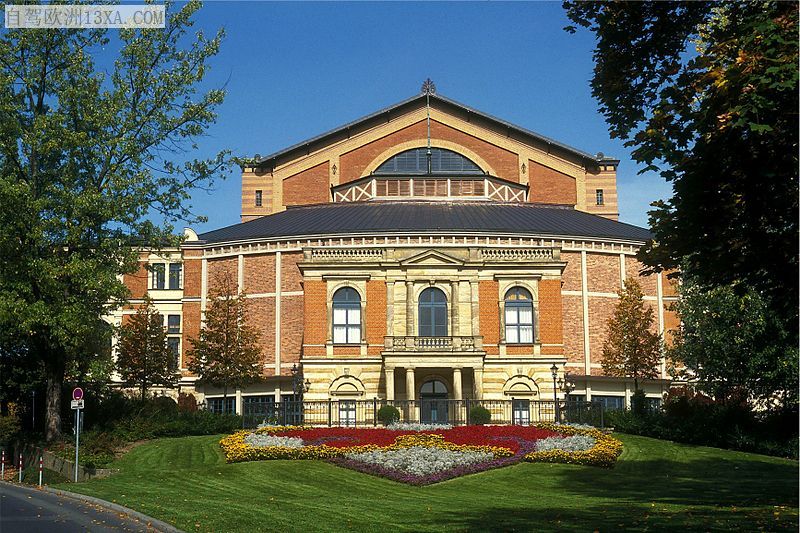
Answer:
[
  {"left": 385, "top": 366, "right": 395, "bottom": 401},
  {"left": 405, "top": 281, "right": 414, "bottom": 336},
  {"left": 453, "top": 367, "right": 463, "bottom": 401},
  {"left": 450, "top": 280, "right": 459, "bottom": 337},
  {"left": 473, "top": 367, "right": 484, "bottom": 399},
  {"left": 405, "top": 367, "right": 416, "bottom": 401}
]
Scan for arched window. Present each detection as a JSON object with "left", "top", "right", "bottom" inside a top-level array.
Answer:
[
  {"left": 375, "top": 148, "right": 483, "bottom": 174},
  {"left": 420, "top": 380, "right": 448, "bottom": 395},
  {"left": 332, "top": 287, "right": 361, "bottom": 344},
  {"left": 505, "top": 287, "right": 534, "bottom": 344},
  {"left": 418, "top": 287, "right": 447, "bottom": 337}
]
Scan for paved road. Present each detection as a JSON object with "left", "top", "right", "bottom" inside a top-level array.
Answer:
[{"left": 0, "top": 482, "right": 164, "bottom": 532}]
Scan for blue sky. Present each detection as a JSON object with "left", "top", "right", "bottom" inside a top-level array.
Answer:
[{"left": 180, "top": 1, "right": 672, "bottom": 233}]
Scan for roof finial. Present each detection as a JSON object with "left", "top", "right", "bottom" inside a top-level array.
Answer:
[{"left": 421, "top": 78, "right": 436, "bottom": 96}]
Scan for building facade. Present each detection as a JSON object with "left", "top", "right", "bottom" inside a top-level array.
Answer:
[{"left": 109, "top": 92, "right": 678, "bottom": 418}]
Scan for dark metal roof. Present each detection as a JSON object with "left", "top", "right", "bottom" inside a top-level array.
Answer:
[
  {"left": 197, "top": 202, "right": 651, "bottom": 245},
  {"left": 253, "top": 93, "right": 619, "bottom": 170}
]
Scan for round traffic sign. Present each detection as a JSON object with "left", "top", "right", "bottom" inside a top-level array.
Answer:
[{"left": 72, "top": 387, "right": 84, "bottom": 401}]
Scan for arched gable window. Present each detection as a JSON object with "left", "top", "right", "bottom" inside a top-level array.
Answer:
[
  {"left": 332, "top": 287, "right": 361, "bottom": 344},
  {"left": 418, "top": 287, "right": 447, "bottom": 337},
  {"left": 505, "top": 287, "right": 534, "bottom": 344},
  {"left": 375, "top": 148, "right": 483, "bottom": 174}
]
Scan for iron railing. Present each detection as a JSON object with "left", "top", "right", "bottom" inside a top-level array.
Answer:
[{"left": 242, "top": 399, "right": 604, "bottom": 429}]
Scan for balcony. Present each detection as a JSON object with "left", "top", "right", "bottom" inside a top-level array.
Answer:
[{"left": 384, "top": 336, "right": 483, "bottom": 352}]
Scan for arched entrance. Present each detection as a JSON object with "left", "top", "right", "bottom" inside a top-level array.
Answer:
[{"left": 420, "top": 379, "right": 449, "bottom": 424}]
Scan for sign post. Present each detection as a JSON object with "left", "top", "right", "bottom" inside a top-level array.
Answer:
[{"left": 71, "top": 387, "right": 84, "bottom": 482}]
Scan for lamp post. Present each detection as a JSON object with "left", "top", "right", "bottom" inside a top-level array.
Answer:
[
  {"left": 557, "top": 374, "right": 576, "bottom": 423},
  {"left": 290, "top": 363, "right": 309, "bottom": 425},
  {"left": 550, "top": 364, "right": 559, "bottom": 423}
]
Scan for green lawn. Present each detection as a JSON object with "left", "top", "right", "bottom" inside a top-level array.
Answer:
[{"left": 56, "top": 433, "right": 798, "bottom": 532}]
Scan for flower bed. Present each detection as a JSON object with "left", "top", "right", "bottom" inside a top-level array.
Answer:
[{"left": 219, "top": 423, "right": 623, "bottom": 484}]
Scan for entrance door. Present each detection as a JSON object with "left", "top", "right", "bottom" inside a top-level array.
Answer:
[
  {"left": 420, "top": 379, "right": 448, "bottom": 424},
  {"left": 512, "top": 399, "right": 531, "bottom": 425}
]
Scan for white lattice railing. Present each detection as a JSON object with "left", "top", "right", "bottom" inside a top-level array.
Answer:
[
  {"left": 385, "top": 336, "right": 482, "bottom": 352},
  {"left": 480, "top": 248, "right": 555, "bottom": 262},
  {"left": 309, "top": 248, "right": 384, "bottom": 262}
]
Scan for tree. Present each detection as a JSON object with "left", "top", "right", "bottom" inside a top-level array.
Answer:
[
  {"left": 0, "top": 1, "right": 229, "bottom": 440},
  {"left": 116, "top": 296, "right": 180, "bottom": 402},
  {"left": 188, "top": 272, "right": 263, "bottom": 412},
  {"left": 563, "top": 2, "right": 798, "bottom": 341},
  {"left": 601, "top": 278, "right": 662, "bottom": 395},
  {"left": 669, "top": 279, "right": 798, "bottom": 406}
]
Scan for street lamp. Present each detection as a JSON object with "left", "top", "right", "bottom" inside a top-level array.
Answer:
[
  {"left": 291, "top": 363, "right": 310, "bottom": 398},
  {"left": 550, "top": 364, "right": 559, "bottom": 423}
]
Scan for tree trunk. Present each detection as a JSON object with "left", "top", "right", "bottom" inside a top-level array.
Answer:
[
  {"left": 44, "top": 357, "right": 65, "bottom": 442},
  {"left": 223, "top": 387, "right": 228, "bottom": 414}
]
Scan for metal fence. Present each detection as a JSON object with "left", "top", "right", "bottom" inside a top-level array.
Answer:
[{"left": 242, "top": 399, "right": 604, "bottom": 429}]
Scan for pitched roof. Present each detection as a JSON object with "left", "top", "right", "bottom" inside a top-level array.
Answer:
[
  {"left": 196, "top": 201, "right": 651, "bottom": 245},
  {"left": 253, "top": 93, "right": 619, "bottom": 170}
]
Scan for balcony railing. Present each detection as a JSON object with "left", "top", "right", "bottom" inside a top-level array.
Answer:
[{"left": 384, "top": 336, "right": 483, "bottom": 352}]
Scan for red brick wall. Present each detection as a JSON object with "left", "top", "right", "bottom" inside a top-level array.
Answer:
[
  {"left": 586, "top": 254, "right": 621, "bottom": 294},
  {"left": 528, "top": 160, "right": 577, "bottom": 205},
  {"left": 562, "top": 296, "right": 584, "bottom": 367},
  {"left": 182, "top": 301, "right": 201, "bottom": 375},
  {"left": 124, "top": 258, "right": 148, "bottom": 299},
  {"left": 560, "top": 252, "right": 582, "bottom": 292},
  {"left": 625, "top": 257, "right": 658, "bottom": 296},
  {"left": 281, "top": 252, "right": 303, "bottom": 292},
  {"left": 243, "top": 255, "right": 275, "bottom": 294},
  {"left": 478, "top": 281, "right": 500, "bottom": 354},
  {"left": 182, "top": 251, "right": 202, "bottom": 298},
  {"left": 281, "top": 295, "right": 303, "bottom": 370},
  {"left": 207, "top": 258, "right": 237, "bottom": 292},
  {"left": 588, "top": 298, "right": 615, "bottom": 369},
  {"left": 339, "top": 120, "right": 519, "bottom": 184},
  {"left": 366, "top": 280, "right": 387, "bottom": 355},
  {"left": 303, "top": 280, "right": 327, "bottom": 347},
  {"left": 283, "top": 162, "right": 329, "bottom": 206},
  {"left": 538, "top": 279, "right": 563, "bottom": 345},
  {"left": 250, "top": 298, "right": 275, "bottom": 368}
]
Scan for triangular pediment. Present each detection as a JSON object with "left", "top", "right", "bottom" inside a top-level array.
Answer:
[
  {"left": 399, "top": 249, "right": 465, "bottom": 267},
  {"left": 252, "top": 93, "right": 614, "bottom": 175}
]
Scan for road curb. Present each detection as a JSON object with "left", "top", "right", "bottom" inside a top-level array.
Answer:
[{"left": 0, "top": 480, "right": 184, "bottom": 532}]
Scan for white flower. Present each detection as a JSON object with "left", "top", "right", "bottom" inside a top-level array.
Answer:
[
  {"left": 345, "top": 446, "right": 493, "bottom": 476},
  {"left": 535, "top": 435, "right": 596, "bottom": 452},
  {"left": 387, "top": 422, "right": 453, "bottom": 431},
  {"left": 244, "top": 433, "right": 304, "bottom": 448}
]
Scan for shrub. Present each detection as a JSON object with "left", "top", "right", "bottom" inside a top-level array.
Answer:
[
  {"left": 605, "top": 391, "right": 798, "bottom": 459},
  {"left": 0, "top": 414, "right": 21, "bottom": 445},
  {"left": 630, "top": 389, "right": 648, "bottom": 417},
  {"left": 178, "top": 392, "right": 198, "bottom": 412},
  {"left": 149, "top": 395, "right": 179, "bottom": 415},
  {"left": 469, "top": 405, "right": 491, "bottom": 425},
  {"left": 377, "top": 405, "right": 401, "bottom": 426}
]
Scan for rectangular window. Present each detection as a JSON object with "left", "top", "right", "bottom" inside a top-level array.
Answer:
[
  {"left": 167, "top": 337, "right": 180, "bottom": 368},
  {"left": 592, "top": 395, "right": 624, "bottom": 410},
  {"left": 167, "top": 315, "right": 181, "bottom": 334},
  {"left": 332, "top": 307, "right": 361, "bottom": 344},
  {"left": 596, "top": 189, "right": 604, "bottom": 205},
  {"left": 376, "top": 180, "right": 387, "bottom": 196},
  {"left": 255, "top": 190, "right": 263, "bottom": 207},
  {"left": 168, "top": 263, "right": 182, "bottom": 289},
  {"left": 151, "top": 263, "right": 166, "bottom": 289},
  {"left": 207, "top": 397, "right": 236, "bottom": 415},
  {"left": 451, "top": 179, "right": 484, "bottom": 196}
]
